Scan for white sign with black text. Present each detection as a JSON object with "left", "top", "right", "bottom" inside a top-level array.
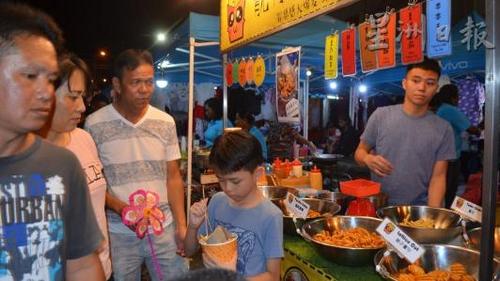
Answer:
[
  {"left": 451, "top": 196, "right": 482, "bottom": 222},
  {"left": 284, "top": 192, "right": 310, "bottom": 219},
  {"left": 376, "top": 218, "right": 425, "bottom": 263}
]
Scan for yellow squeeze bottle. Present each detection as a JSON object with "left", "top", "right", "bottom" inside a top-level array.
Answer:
[{"left": 310, "top": 166, "right": 322, "bottom": 190}]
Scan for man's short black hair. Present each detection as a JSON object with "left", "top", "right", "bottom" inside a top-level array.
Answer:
[
  {"left": 406, "top": 57, "right": 441, "bottom": 78},
  {"left": 209, "top": 130, "right": 263, "bottom": 175},
  {"left": 113, "top": 49, "right": 153, "bottom": 80},
  {"left": 172, "top": 268, "right": 246, "bottom": 281},
  {"left": 0, "top": 2, "right": 64, "bottom": 56}
]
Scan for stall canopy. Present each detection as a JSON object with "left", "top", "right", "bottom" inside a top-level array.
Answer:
[
  {"left": 154, "top": 11, "right": 485, "bottom": 96},
  {"left": 153, "top": 12, "right": 348, "bottom": 84}
]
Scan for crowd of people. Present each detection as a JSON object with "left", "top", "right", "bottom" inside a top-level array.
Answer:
[
  {"left": 0, "top": 2, "right": 492, "bottom": 281},
  {"left": 0, "top": 3, "right": 278, "bottom": 281}
]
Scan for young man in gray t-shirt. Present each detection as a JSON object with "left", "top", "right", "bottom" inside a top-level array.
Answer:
[{"left": 355, "top": 58, "right": 455, "bottom": 207}]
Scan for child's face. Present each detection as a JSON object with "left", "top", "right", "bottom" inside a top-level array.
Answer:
[{"left": 216, "top": 169, "right": 258, "bottom": 204}]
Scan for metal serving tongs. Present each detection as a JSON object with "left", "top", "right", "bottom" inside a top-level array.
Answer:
[
  {"left": 461, "top": 217, "right": 472, "bottom": 248},
  {"left": 375, "top": 247, "right": 401, "bottom": 280}
]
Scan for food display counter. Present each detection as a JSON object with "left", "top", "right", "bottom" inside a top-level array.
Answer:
[{"left": 281, "top": 235, "right": 383, "bottom": 281}]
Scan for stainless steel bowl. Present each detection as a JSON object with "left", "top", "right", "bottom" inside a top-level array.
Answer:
[
  {"left": 300, "top": 216, "right": 385, "bottom": 266},
  {"left": 300, "top": 191, "right": 349, "bottom": 213},
  {"left": 311, "top": 153, "right": 344, "bottom": 164},
  {"left": 272, "top": 198, "right": 341, "bottom": 236},
  {"left": 377, "top": 206, "right": 462, "bottom": 244},
  {"left": 467, "top": 227, "right": 500, "bottom": 256},
  {"left": 258, "top": 186, "right": 298, "bottom": 200},
  {"left": 302, "top": 191, "right": 388, "bottom": 215},
  {"left": 374, "top": 244, "right": 500, "bottom": 280}
]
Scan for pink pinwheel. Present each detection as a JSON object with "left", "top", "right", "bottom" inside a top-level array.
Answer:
[{"left": 121, "top": 190, "right": 166, "bottom": 239}]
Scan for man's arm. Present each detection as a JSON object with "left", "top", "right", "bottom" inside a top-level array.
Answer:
[
  {"left": 66, "top": 252, "right": 105, "bottom": 281},
  {"left": 105, "top": 192, "right": 127, "bottom": 215},
  {"left": 355, "top": 140, "right": 393, "bottom": 177},
  {"left": 427, "top": 160, "right": 448, "bottom": 207},
  {"left": 167, "top": 160, "right": 187, "bottom": 254},
  {"left": 246, "top": 258, "right": 281, "bottom": 281}
]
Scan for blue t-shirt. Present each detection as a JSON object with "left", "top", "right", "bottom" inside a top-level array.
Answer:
[
  {"left": 199, "top": 192, "right": 283, "bottom": 277},
  {"left": 204, "top": 120, "right": 233, "bottom": 148},
  {"left": 361, "top": 105, "right": 455, "bottom": 205},
  {"left": 436, "top": 103, "right": 471, "bottom": 158},
  {"left": 249, "top": 127, "right": 268, "bottom": 160}
]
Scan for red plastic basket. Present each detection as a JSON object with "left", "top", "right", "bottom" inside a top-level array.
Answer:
[{"left": 340, "top": 179, "right": 380, "bottom": 197}]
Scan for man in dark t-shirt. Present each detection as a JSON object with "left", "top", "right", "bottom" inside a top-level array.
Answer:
[{"left": 0, "top": 3, "right": 104, "bottom": 280}]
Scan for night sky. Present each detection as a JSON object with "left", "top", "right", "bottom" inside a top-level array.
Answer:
[
  {"left": 14, "top": 0, "right": 484, "bottom": 87},
  {"left": 17, "top": 0, "right": 219, "bottom": 85}
]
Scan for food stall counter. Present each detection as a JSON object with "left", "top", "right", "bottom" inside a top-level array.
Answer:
[{"left": 281, "top": 235, "right": 383, "bottom": 281}]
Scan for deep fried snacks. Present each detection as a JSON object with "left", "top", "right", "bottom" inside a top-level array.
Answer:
[
  {"left": 400, "top": 215, "right": 436, "bottom": 228},
  {"left": 396, "top": 262, "right": 476, "bottom": 281},
  {"left": 313, "top": 227, "right": 385, "bottom": 248}
]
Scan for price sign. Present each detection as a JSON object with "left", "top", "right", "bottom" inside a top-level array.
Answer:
[
  {"left": 284, "top": 192, "right": 310, "bottom": 219},
  {"left": 376, "top": 218, "right": 425, "bottom": 263},
  {"left": 451, "top": 196, "right": 482, "bottom": 222}
]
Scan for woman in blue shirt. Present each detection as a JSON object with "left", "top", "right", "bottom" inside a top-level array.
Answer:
[
  {"left": 204, "top": 97, "right": 232, "bottom": 148},
  {"left": 235, "top": 112, "right": 268, "bottom": 161},
  {"left": 432, "top": 84, "right": 478, "bottom": 207}
]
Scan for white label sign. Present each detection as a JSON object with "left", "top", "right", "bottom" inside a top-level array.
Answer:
[
  {"left": 376, "top": 218, "right": 425, "bottom": 263},
  {"left": 284, "top": 192, "right": 310, "bottom": 219},
  {"left": 451, "top": 196, "right": 482, "bottom": 222}
]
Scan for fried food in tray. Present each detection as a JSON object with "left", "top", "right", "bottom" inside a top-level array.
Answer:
[
  {"left": 312, "top": 227, "right": 385, "bottom": 248},
  {"left": 400, "top": 215, "right": 436, "bottom": 229},
  {"left": 307, "top": 209, "right": 321, "bottom": 218},
  {"left": 396, "top": 262, "right": 476, "bottom": 281}
]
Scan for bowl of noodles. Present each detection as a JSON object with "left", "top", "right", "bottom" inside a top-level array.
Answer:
[
  {"left": 300, "top": 216, "right": 385, "bottom": 266},
  {"left": 377, "top": 206, "right": 463, "bottom": 244},
  {"left": 374, "top": 244, "right": 500, "bottom": 280},
  {"left": 272, "top": 198, "right": 341, "bottom": 236}
]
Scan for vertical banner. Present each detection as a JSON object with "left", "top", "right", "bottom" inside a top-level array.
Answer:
[
  {"left": 426, "top": 0, "right": 452, "bottom": 58},
  {"left": 359, "top": 22, "right": 378, "bottom": 73},
  {"left": 253, "top": 56, "right": 266, "bottom": 87},
  {"left": 226, "top": 63, "right": 233, "bottom": 85},
  {"left": 232, "top": 61, "right": 239, "bottom": 85},
  {"left": 400, "top": 3, "right": 424, "bottom": 65},
  {"left": 276, "top": 47, "right": 301, "bottom": 124},
  {"left": 238, "top": 59, "right": 246, "bottom": 86},
  {"left": 341, "top": 27, "right": 357, "bottom": 76},
  {"left": 324, "top": 33, "right": 339, "bottom": 80},
  {"left": 245, "top": 58, "right": 254, "bottom": 84},
  {"left": 376, "top": 12, "right": 396, "bottom": 69}
]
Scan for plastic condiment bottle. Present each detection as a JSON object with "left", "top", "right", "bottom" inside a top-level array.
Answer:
[
  {"left": 283, "top": 159, "right": 292, "bottom": 177},
  {"left": 292, "top": 158, "right": 303, "bottom": 177},
  {"left": 310, "top": 165, "right": 322, "bottom": 190}
]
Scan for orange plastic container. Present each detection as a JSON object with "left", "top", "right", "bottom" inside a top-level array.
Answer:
[{"left": 340, "top": 179, "right": 380, "bottom": 197}]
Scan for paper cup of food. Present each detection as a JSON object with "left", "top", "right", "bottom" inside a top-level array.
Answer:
[{"left": 199, "top": 226, "right": 238, "bottom": 270}]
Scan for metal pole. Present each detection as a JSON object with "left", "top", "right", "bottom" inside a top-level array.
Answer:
[
  {"left": 304, "top": 77, "right": 309, "bottom": 140},
  {"left": 223, "top": 54, "right": 228, "bottom": 129},
  {"left": 480, "top": 0, "right": 500, "bottom": 279},
  {"left": 186, "top": 37, "right": 195, "bottom": 225},
  {"left": 349, "top": 86, "right": 356, "bottom": 128}
]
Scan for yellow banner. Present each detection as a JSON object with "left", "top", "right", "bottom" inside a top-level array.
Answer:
[
  {"left": 253, "top": 56, "right": 266, "bottom": 86},
  {"left": 220, "top": 0, "right": 359, "bottom": 52},
  {"left": 324, "top": 33, "right": 339, "bottom": 80}
]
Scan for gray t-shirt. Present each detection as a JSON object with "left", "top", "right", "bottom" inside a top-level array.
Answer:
[
  {"left": 199, "top": 192, "right": 283, "bottom": 277},
  {"left": 0, "top": 137, "right": 102, "bottom": 281},
  {"left": 361, "top": 104, "right": 455, "bottom": 205}
]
